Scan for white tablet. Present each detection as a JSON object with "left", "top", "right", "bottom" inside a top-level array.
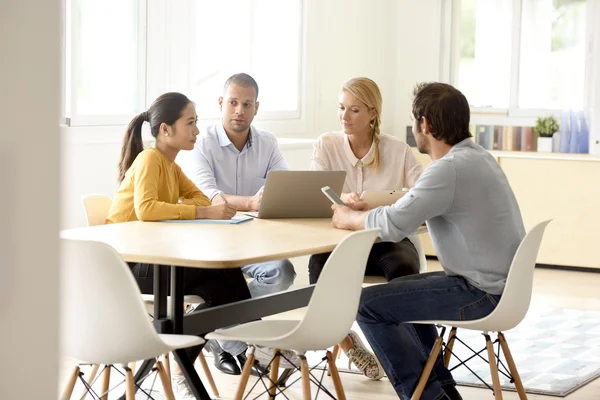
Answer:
[{"left": 360, "top": 189, "right": 409, "bottom": 207}]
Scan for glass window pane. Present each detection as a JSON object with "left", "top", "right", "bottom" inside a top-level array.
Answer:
[
  {"left": 251, "top": 0, "right": 300, "bottom": 112},
  {"left": 456, "top": 0, "right": 512, "bottom": 108},
  {"left": 74, "top": 0, "right": 139, "bottom": 116},
  {"left": 518, "top": 0, "right": 586, "bottom": 109},
  {"left": 190, "top": 0, "right": 301, "bottom": 117}
]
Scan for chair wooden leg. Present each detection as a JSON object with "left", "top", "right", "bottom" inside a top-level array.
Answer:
[
  {"left": 235, "top": 350, "right": 256, "bottom": 400},
  {"left": 128, "top": 361, "right": 137, "bottom": 375},
  {"left": 326, "top": 350, "right": 346, "bottom": 400},
  {"left": 197, "top": 352, "right": 220, "bottom": 397},
  {"left": 80, "top": 364, "right": 100, "bottom": 400},
  {"left": 100, "top": 365, "right": 111, "bottom": 400},
  {"left": 410, "top": 334, "right": 444, "bottom": 400},
  {"left": 444, "top": 327, "right": 457, "bottom": 368},
  {"left": 333, "top": 344, "right": 341, "bottom": 359},
  {"left": 125, "top": 367, "right": 136, "bottom": 400},
  {"left": 485, "top": 334, "right": 504, "bottom": 400},
  {"left": 156, "top": 360, "right": 176, "bottom": 400},
  {"left": 301, "top": 356, "right": 312, "bottom": 400},
  {"left": 498, "top": 332, "right": 527, "bottom": 400},
  {"left": 163, "top": 353, "right": 171, "bottom": 380},
  {"left": 60, "top": 366, "right": 81, "bottom": 400},
  {"left": 329, "top": 344, "right": 341, "bottom": 376},
  {"left": 268, "top": 349, "right": 281, "bottom": 399}
]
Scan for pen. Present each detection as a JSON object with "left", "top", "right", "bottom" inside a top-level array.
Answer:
[{"left": 218, "top": 192, "right": 228, "bottom": 204}]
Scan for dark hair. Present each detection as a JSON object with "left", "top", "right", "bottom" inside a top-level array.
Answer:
[
  {"left": 412, "top": 82, "right": 472, "bottom": 146},
  {"left": 223, "top": 73, "right": 259, "bottom": 100},
  {"left": 117, "top": 92, "right": 192, "bottom": 184}
]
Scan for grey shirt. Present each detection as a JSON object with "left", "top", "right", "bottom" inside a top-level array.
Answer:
[{"left": 365, "top": 139, "right": 525, "bottom": 295}]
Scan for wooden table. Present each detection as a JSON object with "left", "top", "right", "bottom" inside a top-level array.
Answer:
[{"left": 61, "top": 216, "right": 355, "bottom": 400}]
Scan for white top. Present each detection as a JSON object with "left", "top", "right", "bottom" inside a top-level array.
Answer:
[{"left": 310, "top": 132, "right": 423, "bottom": 193}]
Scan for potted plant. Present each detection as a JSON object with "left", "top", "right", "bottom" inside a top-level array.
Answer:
[{"left": 534, "top": 116, "right": 559, "bottom": 152}]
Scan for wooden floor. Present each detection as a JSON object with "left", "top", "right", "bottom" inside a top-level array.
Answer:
[
  {"left": 59, "top": 260, "right": 600, "bottom": 399},
  {"left": 205, "top": 261, "right": 600, "bottom": 400}
]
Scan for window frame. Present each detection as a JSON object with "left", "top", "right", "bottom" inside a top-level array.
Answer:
[
  {"left": 64, "top": 0, "right": 305, "bottom": 131},
  {"left": 65, "top": 0, "right": 147, "bottom": 127},
  {"left": 442, "top": 0, "right": 596, "bottom": 120}
]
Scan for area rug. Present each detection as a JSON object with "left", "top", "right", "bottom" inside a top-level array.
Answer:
[{"left": 306, "top": 307, "right": 600, "bottom": 397}]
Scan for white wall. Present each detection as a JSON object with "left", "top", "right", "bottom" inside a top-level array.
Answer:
[
  {"left": 0, "top": 1, "right": 61, "bottom": 399},
  {"left": 62, "top": 0, "right": 441, "bottom": 229}
]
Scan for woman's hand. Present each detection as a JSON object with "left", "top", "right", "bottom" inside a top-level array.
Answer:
[
  {"left": 341, "top": 192, "right": 361, "bottom": 204},
  {"left": 341, "top": 192, "right": 369, "bottom": 210},
  {"left": 195, "top": 203, "right": 237, "bottom": 220}
]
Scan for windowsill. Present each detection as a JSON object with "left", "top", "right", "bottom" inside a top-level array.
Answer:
[{"left": 60, "top": 124, "right": 316, "bottom": 149}]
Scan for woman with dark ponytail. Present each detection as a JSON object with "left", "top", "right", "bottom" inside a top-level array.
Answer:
[{"left": 106, "top": 92, "right": 255, "bottom": 398}]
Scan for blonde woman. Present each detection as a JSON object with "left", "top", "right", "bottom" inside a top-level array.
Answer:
[{"left": 310, "top": 77, "right": 423, "bottom": 380}]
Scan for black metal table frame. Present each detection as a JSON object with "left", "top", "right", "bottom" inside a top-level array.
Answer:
[{"left": 129, "top": 265, "right": 315, "bottom": 400}]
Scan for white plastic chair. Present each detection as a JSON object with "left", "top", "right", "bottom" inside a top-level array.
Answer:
[
  {"left": 79, "top": 194, "right": 218, "bottom": 396},
  {"left": 60, "top": 238, "right": 205, "bottom": 400},
  {"left": 206, "top": 228, "right": 381, "bottom": 400},
  {"left": 410, "top": 220, "right": 552, "bottom": 400}
]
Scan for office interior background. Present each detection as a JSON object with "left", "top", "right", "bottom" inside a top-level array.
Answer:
[{"left": 2, "top": 0, "right": 600, "bottom": 398}]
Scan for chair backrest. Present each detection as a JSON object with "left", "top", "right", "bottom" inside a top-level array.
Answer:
[
  {"left": 283, "top": 229, "right": 380, "bottom": 351},
  {"left": 61, "top": 238, "right": 169, "bottom": 364},
  {"left": 478, "top": 220, "right": 552, "bottom": 332},
  {"left": 81, "top": 194, "right": 112, "bottom": 226}
]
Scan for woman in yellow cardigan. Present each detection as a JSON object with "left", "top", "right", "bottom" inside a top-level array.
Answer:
[{"left": 106, "top": 92, "right": 255, "bottom": 399}]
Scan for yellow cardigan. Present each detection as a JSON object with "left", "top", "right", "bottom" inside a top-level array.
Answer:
[{"left": 106, "top": 147, "right": 211, "bottom": 223}]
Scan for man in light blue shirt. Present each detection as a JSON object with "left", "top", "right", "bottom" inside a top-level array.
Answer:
[
  {"left": 330, "top": 82, "right": 525, "bottom": 400},
  {"left": 178, "top": 73, "right": 296, "bottom": 375}
]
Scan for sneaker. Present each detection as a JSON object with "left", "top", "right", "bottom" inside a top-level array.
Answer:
[
  {"left": 345, "top": 330, "right": 384, "bottom": 381},
  {"left": 171, "top": 373, "right": 195, "bottom": 400},
  {"left": 252, "top": 346, "right": 302, "bottom": 369}
]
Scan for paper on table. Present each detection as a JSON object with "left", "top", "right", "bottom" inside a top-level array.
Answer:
[{"left": 158, "top": 215, "right": 253, "bottom": 224}]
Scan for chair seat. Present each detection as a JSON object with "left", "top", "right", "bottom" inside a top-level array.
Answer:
[
  {"left": 410, "top": 318, "right": 516, "bottom": 333},
  {"left": 207, "top": 319, "right": 302, "bottom": 349},
  {"left": 362, "top": 276, "right": 387, "bottom": 285},
  {"left": 74, "top": 334, "right": 204, "bottom": 366},
  {"left": 159, "top": 333, "right": 205, "bottom": 350},
  {"left": 140, "top": 294, "right": 204, "bottom": 304}
]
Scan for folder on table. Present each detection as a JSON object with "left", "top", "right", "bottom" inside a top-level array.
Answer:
[{"left": 158, "top": 215, "right": 253, "bottom": 224}]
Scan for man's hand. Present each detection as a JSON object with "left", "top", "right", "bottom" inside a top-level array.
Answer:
[
  {"left": 331, "top": 204, "right": 368, "bottom": 231},
  {"left": 248, "top": 186, "right": 264, "bottom": 211}
]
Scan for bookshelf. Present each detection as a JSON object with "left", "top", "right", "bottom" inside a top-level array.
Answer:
[{"left": 412, "top": 149, "right": 600, "bottom": 270}]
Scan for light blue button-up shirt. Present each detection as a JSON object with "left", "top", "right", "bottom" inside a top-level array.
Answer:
[{"left": 177, "top": 122, "right": 289, "bottom": 200}]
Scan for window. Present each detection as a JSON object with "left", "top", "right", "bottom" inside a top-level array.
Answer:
[
  {"left": 65, "top": 0, "right": 146, "bottom": 125},
  {"left": 451, "top": 0, "right": 589, "bottom": 113},
  {"left": 65, "top": 0, "right": 303, "bottom": 126},
  {"left": 188, "top": 0, "right": 302, "bottom": 119}
]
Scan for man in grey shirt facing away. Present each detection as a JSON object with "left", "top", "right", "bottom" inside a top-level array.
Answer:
[{"left": 332, "top": 82, "right": 525, "bottom": 400}]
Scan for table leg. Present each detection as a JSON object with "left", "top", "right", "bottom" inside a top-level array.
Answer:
[
  {"left": 171, "top": 265, "right": 212, "bottom": 400},
  {"left": 173, "top": 349, "right": 212, "bottom": 400}
]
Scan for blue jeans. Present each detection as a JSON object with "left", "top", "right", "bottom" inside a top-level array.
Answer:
[
  {"left": 357, "top": 271, "right": 501, "bottom": 400},
  {"left": 219, "top": 259, "right": 296, "bottom": 356},
  {"left": 242, "top": 259, "right": 296, "bottom": 297}
]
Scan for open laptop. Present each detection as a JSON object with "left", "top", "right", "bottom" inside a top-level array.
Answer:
[{"left": 246, "top": 170, "right": 346, "bottom": 219}]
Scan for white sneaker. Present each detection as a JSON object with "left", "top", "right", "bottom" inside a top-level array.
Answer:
[
  {"left": 171, "top": 373, "right": 195, "bottom": 400},
  {"left": 345, "top": 331, "right": 384, "bottom": 381},
  {"left": 252, "top": 346, "right": 302, "bottom": 369}
]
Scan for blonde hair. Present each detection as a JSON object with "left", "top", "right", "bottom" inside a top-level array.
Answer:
[{"left": 342, "top": 77, "right": 383, "bottom": 170}]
